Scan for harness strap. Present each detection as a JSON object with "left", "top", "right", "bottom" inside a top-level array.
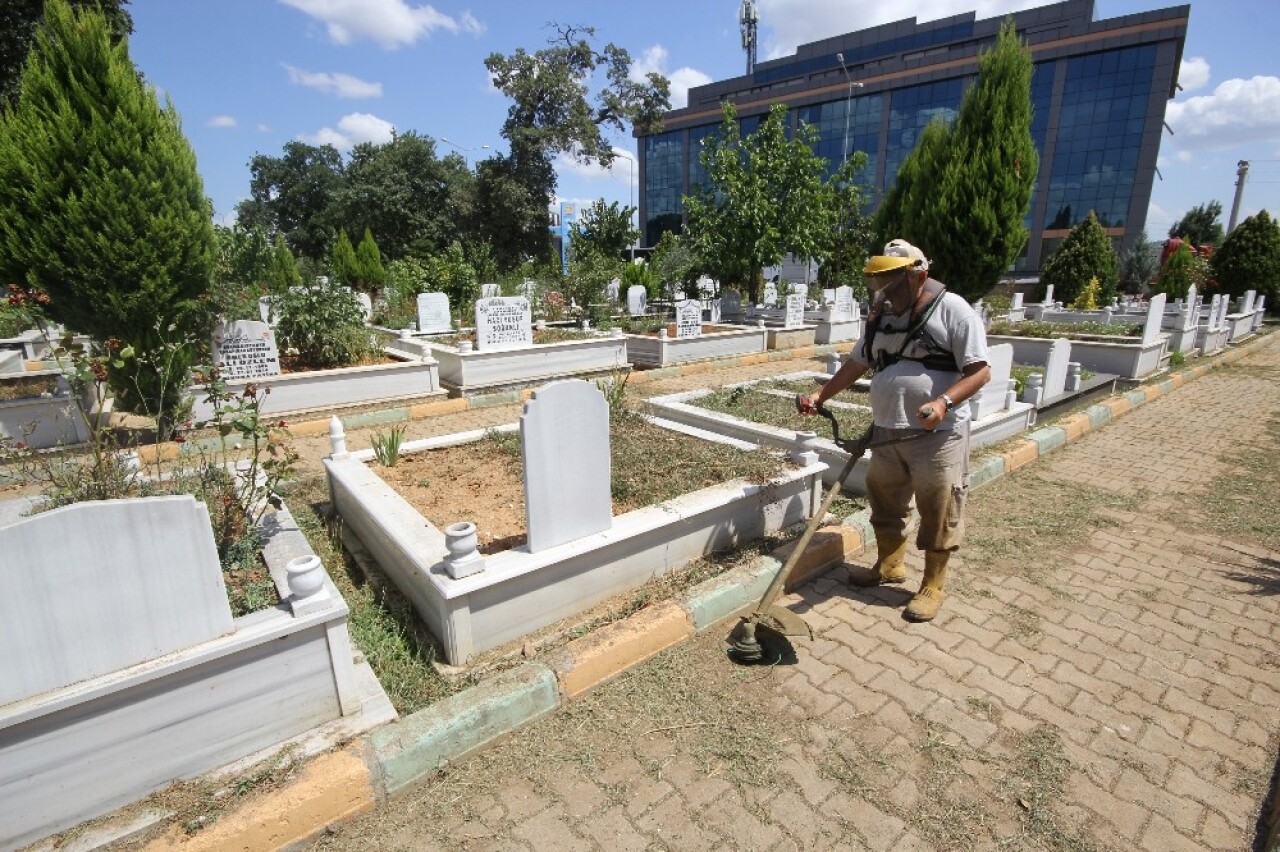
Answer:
[{"left": 864, "top": 281, "right": 958, "bottom": 372}]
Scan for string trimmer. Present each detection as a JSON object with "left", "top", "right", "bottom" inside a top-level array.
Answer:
[{"left": 727, "top": 400, "right": 927, "bottom": 664}]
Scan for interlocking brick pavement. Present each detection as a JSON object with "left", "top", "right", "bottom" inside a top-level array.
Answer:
[{"left": 311, "top": 337, "right": 1280, "bottom": 851}]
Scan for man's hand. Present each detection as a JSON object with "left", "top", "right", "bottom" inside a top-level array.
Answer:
[
  {"left": 797, "top": 394, "right": 821, "bottom": 415},
  {"left": 917, "top": 399, "right": 946, "bottom": 430}
]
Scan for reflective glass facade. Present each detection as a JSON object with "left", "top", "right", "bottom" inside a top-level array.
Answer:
[
  {"left": 641, "top": 0, "right": 1186, "bottom": 271},
  {"left": 798, "top": 93, "right": 883, "bottom": 186},
  {"left": 1045, "top": 44, "right": 1156, "bottom": 231},
  {"left": 644, "top": 130, "right": 683, "bottom": 248}
]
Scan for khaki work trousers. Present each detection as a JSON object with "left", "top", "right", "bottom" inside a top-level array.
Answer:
[{"left": 866, "top": 426, "right": 969, "bottom": 552}]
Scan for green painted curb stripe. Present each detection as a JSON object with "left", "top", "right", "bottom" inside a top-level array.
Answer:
[
  {"left": 680, "top": 556, "right": 778, "bottom": 631},
  {"left": 1085, "top": 404, "right": 1112, "bottom": 429},
  {"left": 369, "top": 663, "right": 559, "bottom": 796},
  {"left": 469, "top": 390, "right": 521, "bottom": 409},
  {"left": 1124, "top": 389, "right": 1147, "bottom": 408},
  {"left": 970, "top": 455, "right": 1006, "bottom": 489},
  {"left": 1157, "top": 379, "right": 1175, "bottom": 394},
  {"left": 345, "top": 407, "right": 409, "bottom": 429},
  {"left": 1028, "top": 426, "right": 1067, "bottom": 455}
]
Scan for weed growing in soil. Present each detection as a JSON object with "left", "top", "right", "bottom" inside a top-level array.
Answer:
[{"left": 696, "top": 385, "right": 873, "bottom": 441}]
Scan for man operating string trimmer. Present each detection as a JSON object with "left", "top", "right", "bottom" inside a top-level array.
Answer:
[{"left": 799, "top": 239, "right": 990, "bottom": 622}]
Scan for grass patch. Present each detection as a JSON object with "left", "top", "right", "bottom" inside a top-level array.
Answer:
[
  {"left": 0, "top": 374, "right": 59, "bottom": 401},
  {"left": 990, "top": 320, "right": 1143, "bottom": 339},
  {"left": 484, "top": 412, "right": 790, "bottom": 514},
  {"left": 695, "top": 385, "right": 873, "bottom": 442},
  {"left": 963, "top": 470, "right": 1140, "bottom": 586},
  {"left": 283, "top": 475, "right": 463, "bottom": 714},
  {"left": 1178, "top": 412, "right": 1280, "bottom": 554},
  {"left": 1001, "top": 727, "right": 1102, "bottom": 852}
]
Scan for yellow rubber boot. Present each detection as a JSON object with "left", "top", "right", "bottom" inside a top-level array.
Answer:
[
  {"left": 847, "top": 537, "right": 908, "bottom": 587},
  {"left": 904, "top": 550, "right": 950, "bottom": 622}
]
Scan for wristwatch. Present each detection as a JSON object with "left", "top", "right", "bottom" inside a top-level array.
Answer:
[{"left": 940, "top": 393, "right": 956, "bottom": 412}]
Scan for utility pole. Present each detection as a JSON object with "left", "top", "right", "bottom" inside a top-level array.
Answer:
[
  {"left": 835, "top": 53, "right": 863, "bottom": 164},
  {"left": 1227, "top": 159, "right": 1249, "bottom": 234},
  {"left": 740, "top": 0, "right": 758, "bottom": 76}
]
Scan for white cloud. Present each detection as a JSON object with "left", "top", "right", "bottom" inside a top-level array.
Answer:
[
  {"left": 757, "top": 0, "right": 1046, "bottom": 59},
  {"left": 1178, "top": 56, "right": 1210, "bottom": 93},
  {"left": 554, "top": 147, "right": 637, "bottom": 189},
  {"left": 1165, "top": 76, "right": 1280, "bottom": 150},
  {"left": 207, "top": 115, "right": 237, "bottom": 128},
  {"left": 631, "top": 45, "right": 712, "bottom": 109},
  {"left": 282, "top": 63, "right": 382, "bottom": 98},
  {"left": 278, "top": 0, "right": 484, "bottom": 49},
  {"left": 299, "top": 112, "right": 395, "bottom": 149},
  {"left": 1175, "top": 150, "right": 1193, "bottom": 163},
  {"left": 258, "top": 123, "right": 273, "bottom": 133}
]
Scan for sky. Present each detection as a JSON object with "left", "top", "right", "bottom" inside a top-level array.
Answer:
[{"left": 125, "top": 0, "right": 1280, "bottom": 241}]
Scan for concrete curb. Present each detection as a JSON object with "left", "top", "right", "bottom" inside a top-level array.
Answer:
[{"left": 108, "top": 331, "right": 1273, "bottom": 850}]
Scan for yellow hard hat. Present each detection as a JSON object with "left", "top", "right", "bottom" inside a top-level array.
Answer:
[
  {"left": 863, "top": 254, "right": 917, "bottom": 275},
  {"left": 864, "top": 238, "right": 930, "bottom": 275}
]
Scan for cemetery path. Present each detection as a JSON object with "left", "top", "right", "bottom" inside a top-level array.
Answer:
[{"left": 304, "top": 341, "right": 1280, "bottom": 852}]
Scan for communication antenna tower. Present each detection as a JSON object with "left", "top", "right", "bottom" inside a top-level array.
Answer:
[{"left": 740, "top": 0, "right": 759, "bottom": 75}]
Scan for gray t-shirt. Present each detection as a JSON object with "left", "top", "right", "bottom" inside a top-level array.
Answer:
[{"left": 849, "top": 287, "right": 989, "bottom": 430}]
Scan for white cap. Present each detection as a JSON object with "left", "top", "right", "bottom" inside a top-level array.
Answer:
[{"left": 883, "top": 238, "right": 929, "bottom": 272}]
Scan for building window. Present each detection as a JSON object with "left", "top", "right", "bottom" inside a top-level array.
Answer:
[
  {"left": 644, "top": 130, "right": 684, "bottom": 247},
  {"left": 883, "top": 78, "right": 966, "bottom": 191},
  {"left": 1043, "top": 44, "right": 1156, "bottom": 231},
  {"left": 799, "top": 93, "right": 883, "bottom": 192}
]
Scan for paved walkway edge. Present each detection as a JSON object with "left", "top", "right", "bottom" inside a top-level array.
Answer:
[{"left": 107, "top": 331, "right": 1280, "bottom": 851}]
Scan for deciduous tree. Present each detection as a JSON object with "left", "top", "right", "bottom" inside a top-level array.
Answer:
[
  {"left": 237, "top": 141, "right": 344, "bottom": 261},
  {"left": 484, "top": 24, "right": 669, "bottom": 269},
  {"left": 1168, "top": 201, "right": 1224, "bottom": 248},
  {"left": 571, "top": 200, "right": 638, "bottom": 260},
  {"left": 0, "top": 0, "right": 213, "bottom": 433},
  {"left": 684, "top": 103, "right": 862, "bottom": 301},
  {"left": 1211, "top": 209, "right": 1280, "bottom": 303}
]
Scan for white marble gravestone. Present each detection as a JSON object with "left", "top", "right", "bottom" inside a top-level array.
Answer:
[
  {"left": 480, "top": 282, "right": 501, "bottom": 299},
  {"left": 417, "top": 292, "right": 452, "bottom": 333},
  {"left": 258, "top": 296, "right": 275, "bottom": 325},
  {"left": 521, "top": 380, "right": 612, "bottom": 552},
  {"left": 1181, "top": 285, "right": 1199, "bottom": 330},
  {"left": 697, "top": 275, "right": 715, "bottom": 297},
  {"left": 627, "top": 285, "right": 648, "bottom": 316},
  {"left": 606, "top": 278, "right": 621, "bottom": 303},
  {"left": 1043, "top": 337, "right": 1071, "bottom": 400},
  {"left": 970, "top": 343, "right": 1012, "bottom": 420},
  {"left": 355, "top": 292, "right": 373, "bottom": 322},
  {"left": 675, "top": 299, "right": 703, "bottom": 338},
  {"left": 787, "top": 281, "right": 805, "bottom": 296},
  {"left": 721, "top": 290, "right": 742, "bottom": 320},
  {"left": 212, "top": 320, "right": 281, "bottom": 380},
  {"left": 763, "top": 281, "right": 779, "bottom": 307},
  {"left": 475, "top": 297, "right": 532, "bottom": 351},
  {"left": 1011, "top": 292, "right": 1024, "bottom": 310},
  {"left": 709, "top": 299, "right": 722, "bottom": 323},
  {"left": 1042, "top": 284, "right": 1055, "bottom": 305},
  {"left": 1206, "top": 294, "right": 1222, "bottom": 330},
  {"left": 1141, "top": 293, "right": 1167, "bottom": 345},
  {"left": 784, "top": 293, "right": 805, "bottom": 329},
  {"left": 832, "top": 285, "right": 856, "bottom": 322},
  {"left": 822, "top": 289, "right": 836, "bottom": 305},
  {"left": 1216, "top": 294, "right": 1230, "bottom": 328},
  {"left": 1241, "top": 290, "right": 1257, "bottom": 313}
]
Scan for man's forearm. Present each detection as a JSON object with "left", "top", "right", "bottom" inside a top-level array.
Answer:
[{"left": 815, "top": 358, "right": 869, "bottom": 406}]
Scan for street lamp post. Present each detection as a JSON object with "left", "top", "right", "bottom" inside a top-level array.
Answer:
[
  {"left": 613, "top": 150, "right": 637, "bottom": 260},
  {"left": 440, "top": 136, "right": 491, "bottom": 167},
  {"left": 835, "top": 53, "right": 863, "bottom": 165}
]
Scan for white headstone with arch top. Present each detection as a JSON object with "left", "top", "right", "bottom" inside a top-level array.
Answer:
[
  {"left": 417, "top": 292, "right": 452, "bottom": 333},
  {"left": 521, "top": 380, "right": 612, "bottom": 552}
]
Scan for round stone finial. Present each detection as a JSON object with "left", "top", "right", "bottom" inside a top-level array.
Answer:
[{"left": 286, "top": 555, "right": 325, "bottom": 599}]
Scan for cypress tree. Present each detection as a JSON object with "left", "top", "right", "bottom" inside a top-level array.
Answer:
[
  {"left": 0, "top": 0, "right": 214, "bottom": 433},
  {"left": 330, "top": 230, "right": 359, "bottom": 287},
  {"left": 1211, "top": 210, "right": 1280, "bottom": 303},
  {"left": 874, "top": 20, "right": 1037, "bottom": 301},
  {"left": 354, "top": 228, "right": 386, "bottom": 293},
  {"left": 1039, "top": 211, "right": 1119, "bottom": 305},
  {"left": 263, "top": 233, "right": 302, "bottom": 293},
  {"left": 1153, "top": 242, "right": 1196, "bottom": 300}
]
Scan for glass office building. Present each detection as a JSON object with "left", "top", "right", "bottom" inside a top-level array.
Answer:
[{"left": 636, "top": 0, "right": 1188, "bottom": 271}]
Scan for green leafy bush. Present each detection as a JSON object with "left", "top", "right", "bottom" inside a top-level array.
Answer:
[{"left": 275, "top": 280, "right": 373, "bottom": 369}]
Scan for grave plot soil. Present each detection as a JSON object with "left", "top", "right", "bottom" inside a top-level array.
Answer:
[
  {"left": 426, "top": 327, "right": 596, "bottom": 348},
  {"left": 375, "top": 415, "right": 790, "bottom": 554},
  {"left": 0, "top": 374, "right": 58, "bottom": 401},
  {"left": 695, "top": 384, "right": 874, "bottom": 442},
  {"left": 277, "top": 352, "right": 404, "bottom": 374},
  {"left": 633, "top": 323, "right": 746, "bottom": 337},
  {"left": 989, "top": 319, "right": 1143, "bottom": 339}
]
